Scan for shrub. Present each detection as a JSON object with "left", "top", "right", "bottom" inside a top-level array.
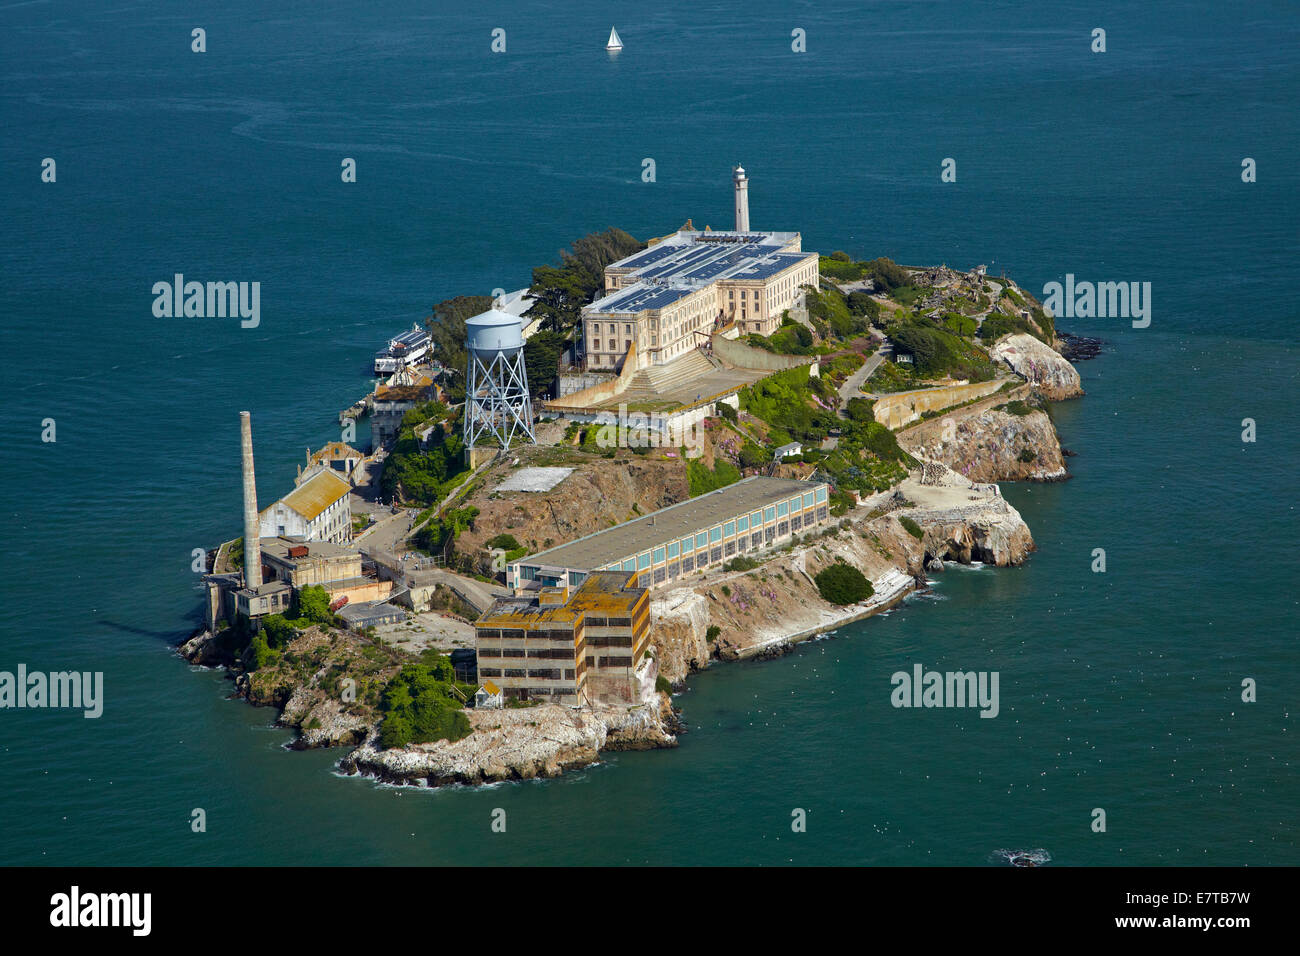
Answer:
[
  {"left": 845, "top": 397, "right": 875, "bottom": 423},
  {"left": 864, "top": 257, "right": 911, "bottom": 292},
  {"left": 725, "top": 555, "right": 759, "bottom": 572},
  {"left": 688, "top": 458, "right": 741, "bottom": 496},
  {"left": 995, "top": 400, "right": 1035, "bottom": 417},
  {"left": 814, "top": 562, "right": 874, "bottom": 605},
  {"left": 846, "top": 291, "right": 880, "bottom": 320},
  {"left": 296, "top": 585, "right": 332, "bottom": 624},
  {"left": 260, "top": 614, "right": 296, "bottom": 650},
  {"left": 1018, "top": 447, "right": 1037, "bottom": 463},
  {"left": 247, "top": 635, "right": 278, "bottom": 670},
  {"left": 705, "top": 625, "right": 722, "bottom": 643},
  {"left": 899, "top": 515, "right": 924, "bottom": 540},
  {"left": 655, "top": 675, "right": 673, "bottom": 695},
  {"left": 486, "top": 533, "right": 521, "bottom": 551},
  {"left": 379, "top": 660, "right": 472, "bottom": 749},
  {"left": 828, "top": 488, "right": 856, "bottom": 516}
]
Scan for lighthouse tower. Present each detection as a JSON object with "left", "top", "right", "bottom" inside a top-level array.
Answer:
[{"left": 733, "top": 163, "right": 750, "bottom": 232}]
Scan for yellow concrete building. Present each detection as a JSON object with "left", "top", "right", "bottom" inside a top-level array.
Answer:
[{"left": 474, "top": 571, "right": 652, "bottom": 705}]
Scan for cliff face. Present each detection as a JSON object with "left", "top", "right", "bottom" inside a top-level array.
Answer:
[
  {"left": 457, "top": 450, "right": 690, "bottom": 567},
  {"left": 338, "top": 697, "right": 677, "bottom": 786},
  {"left": 898, "top": 402, "right": 1068, "bottom": 482},
  {"left": 898, "top": 465, "right": 1035, "bottom": 567},
  {"left": 990, "top": 333, "right": 1083, "bottom": 400},
  {"left": 648, "top": 466, "right": 1032, "bottom": 670}
]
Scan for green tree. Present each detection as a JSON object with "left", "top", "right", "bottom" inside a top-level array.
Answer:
[
  {"left": 523, "top": 329, "right": 567, "bottom": 396},
  {"left": 814, "top": 562, "right": 874, "bottom": 605},
  {"left": 379, "top": 661, "right": 471, "bottom": 749},
  {"left": 526, "top": 228, "right": 644, "bottom": 335},
  {"left": 297, "top": 585, "right": 332, "bottom": 624},
  {"left": 845, "top": 397, "right": 875, "bottom": 423}
]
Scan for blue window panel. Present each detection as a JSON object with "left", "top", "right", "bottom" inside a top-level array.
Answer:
[
  {"left": 668, "top": 542, "right": 679, "bottom": 559},
  {"left": 653, "top": 547, "right": 665, "bottom": 564},
  {"left": 764, "top": 506, "right": 775, "bottom": 522},
  {"left": 622, "top": 559, "right": 636, "bottom": 572},
  {"left": 638, "top": 552, "right": 651, "bottom": 570},
  {"left": 724, "top": 520, "right": 735, "bottom": 536},
  {"left": 751, "top": 510, "right": 762, "bottom": 527},
  {"left": 777, "top": 501, "right": 789, "bottom": 517},
  {"left": 709, "top": 526, "right": 722, "bottom": 543},
  {"left": 816, "top": 485, "right": 827, "bottom": 503},
  {"left": 680, "top": 536, "right": 693, "bottom": 554},
  {"left": 803, "top": 492, "right": 815, "bottom": 508},
  {"left": 738, "top": 515, "right": 749, "bottom": 532},
  {"left": 695, "top": 532, "right": 708, "bottom": 549}
]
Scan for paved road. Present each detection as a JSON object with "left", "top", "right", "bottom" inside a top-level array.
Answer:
[
  {"left": 838, "top": 341, "right": 891, "bottom": 414},
  {"left": 355, "top": 506, "right": 418, "bottom": 554}
]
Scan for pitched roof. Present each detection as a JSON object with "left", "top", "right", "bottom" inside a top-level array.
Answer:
[{"left": 278, "top": 469, "right": 351, "bottom": 521}]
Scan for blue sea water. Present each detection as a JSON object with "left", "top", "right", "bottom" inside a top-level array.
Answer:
[{"left": 0, "top": 1, "right": 1296, "bottom": 865}]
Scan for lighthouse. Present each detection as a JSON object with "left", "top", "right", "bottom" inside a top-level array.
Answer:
[{"left": 733, "top": 163, "right": 750, "bottom": 232}]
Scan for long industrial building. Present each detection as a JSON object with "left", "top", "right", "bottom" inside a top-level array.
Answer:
[{"left": 506, "top": 476, "right": 830, "bottom": 591}]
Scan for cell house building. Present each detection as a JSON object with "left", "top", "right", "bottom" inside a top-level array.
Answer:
[{"left": 506, "top": 477, "right": 830, "bottom": 591}]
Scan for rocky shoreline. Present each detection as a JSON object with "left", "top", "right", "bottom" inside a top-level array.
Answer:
[{"left": 180, "top": 324, "right": 1083, "bottom": 791}]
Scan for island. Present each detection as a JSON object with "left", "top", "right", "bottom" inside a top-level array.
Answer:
[{"left": 181, "top": 172, "right": 1096, "bottom": 789}]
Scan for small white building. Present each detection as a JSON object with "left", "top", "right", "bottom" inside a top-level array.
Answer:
[
  {"left": 260, "top": 469, "right": 353, "bottom": 544},
  {"left": 475, "top": 680, "right": 504, "bottom": 710},
  {"left": 774, "top": 441, "right": 803, "bottom": 460}
]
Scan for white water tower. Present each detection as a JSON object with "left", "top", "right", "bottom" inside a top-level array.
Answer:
[{"left": 463, "top": 307, "right": 535, "bottom": 451}]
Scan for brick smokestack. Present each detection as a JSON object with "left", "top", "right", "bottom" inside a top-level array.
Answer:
[{"left": 239, "top": 411, "right": 262, "bottom": 590}]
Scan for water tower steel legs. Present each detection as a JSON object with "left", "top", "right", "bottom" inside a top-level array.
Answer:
[{"left": 464, "top": 348, "right": 535, "bottom": 451}]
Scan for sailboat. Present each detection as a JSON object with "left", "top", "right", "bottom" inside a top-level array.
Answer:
[{"left": 606, "top": 26, "right": 622, "bottom": 52}]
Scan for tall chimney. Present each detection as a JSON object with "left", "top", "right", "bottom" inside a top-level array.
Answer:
[
  {"left": 239, "top": 411, "right": 262, "bottom": 590},
  {"left": 733, "top": 163, "right": 749, "bottom": 232}
]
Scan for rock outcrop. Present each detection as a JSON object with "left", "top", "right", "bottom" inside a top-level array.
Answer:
[
  {"left": 899, "top": 465, "right": 1035, "bottom": 567},
  {"left": 898, "top": 400, "right": 1068, "bottom": 482},
  {"left": 989, "top": 333, "right": 1083, "bottom": 400},
  {"left": 338, "top": 698, "right": 677, "bottom": 787},
  {"left": 455, "top": 449, "right": 691, "bottom": 574}
]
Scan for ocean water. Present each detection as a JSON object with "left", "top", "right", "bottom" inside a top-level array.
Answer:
[{"left": 1, "top": 1, "right": 1295, "bottom": 865}]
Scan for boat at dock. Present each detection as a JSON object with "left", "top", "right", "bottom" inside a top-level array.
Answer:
[{"left": 374, "top": 324, "right": 431, "bottom": 375}]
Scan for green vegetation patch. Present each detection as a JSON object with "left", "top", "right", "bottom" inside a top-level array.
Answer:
[
  {"left": 814, "top": 561, "right": 874, "bottom": 605},
  {"left": 379, "top": 658, "right": 472, "bottom": 749},
  {"left": 688, "top": 457, "right": 742, "bottom": 496}
]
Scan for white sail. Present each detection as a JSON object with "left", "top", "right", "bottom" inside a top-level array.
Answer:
[{"left": 606, "top": 26, "right": 622, "bottom": 50}]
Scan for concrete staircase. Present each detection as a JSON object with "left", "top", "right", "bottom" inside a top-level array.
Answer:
[{"left": 624, "top": 348, "right": 715, "bottom": 395}]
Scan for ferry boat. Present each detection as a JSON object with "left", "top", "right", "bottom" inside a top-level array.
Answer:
[
  {"left": 374, "top": 324, "right": 432, "bottom": 375},
  {"left": 606, "top": 26, "right": 622, "bottom": 52}
]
